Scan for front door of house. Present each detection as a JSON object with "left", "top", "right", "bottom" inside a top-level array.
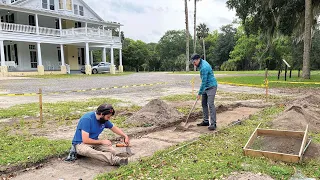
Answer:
[{"left": 29, "top": 45, "right": 37, "bottom": 68}]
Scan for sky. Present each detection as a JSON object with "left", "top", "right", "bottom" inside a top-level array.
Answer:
[{"left": 85, "top": 0, "right": 237, "bottom": 43}]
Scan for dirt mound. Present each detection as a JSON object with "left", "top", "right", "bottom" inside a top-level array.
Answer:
[
  {"left": 125, "top": 99, "right": 183, "bottom": 127},
  {"left": 271, "top": 95, "right": 320, "bottom": 132}
]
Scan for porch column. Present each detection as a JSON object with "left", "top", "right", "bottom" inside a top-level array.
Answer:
[
  {"left": 60, "top": 44, "right": 67, "bottom": 74},
  {"left": 84, "top": 42, "right": 91, "bottom": 75},
  {"left": 0, "top": 40, "right": 8, "bottom": 77},
  {"left": 85, "top": 22, "right": 88, "bottom": 36},
  {"left": 102, "top": 47, "right": 106, "bottom": 63},
  {"left": 90, "top": 50, "right": 93, "bottom": 65},
  {"left": 110, "top": 45, "right": 115, "bottom": 74},
  {"left": 59, "top": 18, "right": 62, "bottom": 36},
  {"left": 35, "top": 14, "right": 39, "bottom": 35},
  {"left": 119, "top": 48, "right": 123, "bottom": 73},
  {"left": 37, "top": 42, "right": 44, "bottom": 75}
]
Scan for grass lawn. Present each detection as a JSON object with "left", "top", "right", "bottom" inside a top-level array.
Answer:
[
  {"left": 96, "top": 106, "right": 320, "bottom": 180},
  {"left": 170, "top": 70, "right": 320, "bottom": 76},
  {"left": 0, "top": 98, "right": 141, "bottom": 168},
  {"left": 217, "top": 74, "right": 320, "bottom": 88}
]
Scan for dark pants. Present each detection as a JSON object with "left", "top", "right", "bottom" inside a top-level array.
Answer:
[{"left": 202, "top": 86, "right": 217, "bottom": 127}]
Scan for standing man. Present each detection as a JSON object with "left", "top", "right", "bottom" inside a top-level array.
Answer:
[
  {"left": 71, "top": 103, "right": 129, "bottom": 166},
  {"left": 191, "top": 54, "right": 218, "bottom": 131}
]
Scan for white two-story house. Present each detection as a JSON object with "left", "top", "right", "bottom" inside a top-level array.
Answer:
[{"left": 0, "top": 0, "right": 123, "bottom": 76}]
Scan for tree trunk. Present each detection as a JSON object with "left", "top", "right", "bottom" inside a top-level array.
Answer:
[
  {"left": 185, "top": 0, "right": 190, "bottom": 71},
  {"left": 303, "top": 0, "right": 312, "bottom": 79},
  {"left": 193, "top": 0, "right": 197, "bottom": 71},
  {"left": 193, "top": 0, "right": 197, "bottom": 54},
  {"left": 202, "top": 38, "right": 206, "bottom": 60}
]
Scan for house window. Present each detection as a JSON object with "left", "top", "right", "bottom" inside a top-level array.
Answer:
[
  {"left": 7, "top": 45, "right": 11, "bottom": 62},
  {"left": 29, "top": 45, "right": 37, "bottom": 68},
  {"left": 14, "top": 44, "right": 18, "bottom": 65},
  {"left": 42, "top": 0, "right": 48, "bottom": 9},
  {"left": 79, "top": 6, "right": 84, "bottom": 16},
  {"left": 49, "top": 0, "right": 55, "bottom": 10},
  {"left": 57, "top": 48, "right": 61, "bottom": 62},
  {"left": 55, "top": 19, "right": 60, "bottom": 29},
  {"left": 59, "top": 0, "right": 64, "bottom": 9},
  {"left": 66, "top": 0, "right": 72, "bottom": 10},
  {"left": 8, "top": 14, "right": 14, "bottom": 23},
  {"left": 75, "top": 22, "right": 81, "bottom": 28},
  {"left": 29, "top": 15, "right": 35, "bottom": 26},
  {"left": 74, "top": 5, "right": 78, "bottom": 15}
]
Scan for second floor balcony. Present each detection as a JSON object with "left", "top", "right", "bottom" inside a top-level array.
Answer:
[{"left": 0, "top": 22, "right": 120, "bottom": 43}]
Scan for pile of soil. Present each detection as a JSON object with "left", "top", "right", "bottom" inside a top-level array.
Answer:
[
  {"left": 271, "top": 95, "right": 320, "bottom": 132},
  {"left": 125, "top": 99, "right": 184, "bottom": 127}
]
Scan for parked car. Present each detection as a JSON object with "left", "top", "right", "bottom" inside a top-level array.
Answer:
[{"left": 81, "top": 62, "right": 114, "bottom": 74}]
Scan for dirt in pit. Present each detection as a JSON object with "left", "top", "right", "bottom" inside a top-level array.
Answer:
[
  {"left": 249, "top": 136, "right": 302, "bottom": 155},
  {"left": 252, "top": 95, "right": 320, "bottom": 160},
  {"left": 125, "top": 99, "right": 184, "bottom": 127}
]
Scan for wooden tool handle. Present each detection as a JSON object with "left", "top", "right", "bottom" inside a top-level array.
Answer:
[{"left": 116, "top": 143, "right": 131, "bottom": 147}]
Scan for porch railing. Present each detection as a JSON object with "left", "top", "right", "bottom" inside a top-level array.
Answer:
[
  {"left": 0, "top": 22, "right": 115, "bottom": 41},
  {"left": 0, "top": 22, "right": 37, "bottom": 34}
]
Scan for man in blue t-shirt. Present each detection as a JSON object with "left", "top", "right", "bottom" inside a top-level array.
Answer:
[
  {"left": 191, "top": 54, "right": 218, "bottom": 131},
  {"left": 71, "top": 103, "right": 130, "bottom": 166}
]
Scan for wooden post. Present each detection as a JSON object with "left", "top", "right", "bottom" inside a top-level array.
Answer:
[
  {"left": 39, "top": 88, "right": 43, "bottom": 123},
  {"left": 298, "top": 68, "right": 301, "bottom": 77},
  {"left": 277, "top": 69, "right": 281, "bottom": 80},
  {"left": 285, "top": 66, "right": 287, "bottom": 81},
  {"left": 290, "top": 69, "right": 292, "bottom": 78},
  {"left": 265, "top": 68, "right": 268, "bottom": 102}
]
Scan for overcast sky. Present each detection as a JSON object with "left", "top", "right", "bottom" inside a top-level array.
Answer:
[{"left": 85, "top": 0, "right": 236, "bottom": 43}]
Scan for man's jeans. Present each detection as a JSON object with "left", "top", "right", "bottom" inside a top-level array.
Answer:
[{"left": 202, "top": 86, "right": 217, "bottom": 126}]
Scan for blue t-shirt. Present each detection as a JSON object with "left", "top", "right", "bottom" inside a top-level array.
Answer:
[{"left": 72, "top": 111, "right": 114, "bottom": 145}]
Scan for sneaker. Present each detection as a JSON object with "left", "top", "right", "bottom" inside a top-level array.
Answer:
[
  {"left": 208, "top": 125, "right": 217, "bottom": 131},
  {"left": 118, "top": 158, "right": 128, "bottom": 166},
  {"left": 197, "top": 121, "right": 209, "bottom": 126}
]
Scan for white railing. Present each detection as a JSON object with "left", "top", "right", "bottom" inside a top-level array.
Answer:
[
  {"left": 113, "top": 36, "right": 121, "bottom": 43},
  {"left": 0, "top": 22, "right": 115, "bottom": 41},
  {"left": 0, "top": 22, "right": 37, "bottom": 34},
  {"left": 39, "top": 27, "right": 60, "bottom": 36}
]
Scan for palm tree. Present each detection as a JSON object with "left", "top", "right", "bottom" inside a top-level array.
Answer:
[
  {"left": 193, "top": 0, "right": 201, "bottom": 54},
  {"left": 193, "top": 0, "right": 201, "bottom": 71},
  {"left": 303, "top": 0, "right": 312, "bottom": 79},
  {"left": 184, "top": 0, "right": 190, "bottom": 71},
  {"left": 196, "top": 23, "right": 209, "bottom": 60}
]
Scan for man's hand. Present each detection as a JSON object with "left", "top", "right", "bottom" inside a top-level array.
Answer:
[
  {"left": 100, "top": 139, "right": 112, "bottom": 146},
  {"left": 197, "top": 95, "right": 201, "bottom": 100},
  {"left": 124, "top": 135, "right": 130, "bottom": 146}
]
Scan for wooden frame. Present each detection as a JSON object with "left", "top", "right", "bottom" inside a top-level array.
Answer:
[{"left": 243, "top": 124, "right": 309, "bottom": 163}]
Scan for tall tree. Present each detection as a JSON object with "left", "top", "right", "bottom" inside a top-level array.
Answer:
[
  {"left": 196, "top": 23, "right": 209, "bottom": 60},
  {"left": 193, "top": 0, "right": 201, "bottom": 54},
  {"left": 226, "top": 0, "right": 320, "bottom": 79},
  {"left": 303, "top": 0, "right": 312, "bottom": 79},
  {"left": 184, "top": 0, "right": 190, "bottom": 71}
]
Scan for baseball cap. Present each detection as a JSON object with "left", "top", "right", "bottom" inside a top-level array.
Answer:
[{"left": 190, "top": 54, "right": 200, "bottom": 63}]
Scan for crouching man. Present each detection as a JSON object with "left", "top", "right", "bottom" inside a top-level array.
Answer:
[{"left": 71, "top": 103, "right": 129, "bottom": 166}]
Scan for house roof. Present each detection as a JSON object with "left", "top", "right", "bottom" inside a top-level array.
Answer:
[{"left": 3, "top": 1, "right": 122, "bottom": 27}]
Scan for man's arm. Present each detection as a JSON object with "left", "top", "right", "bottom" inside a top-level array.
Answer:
[
  {"left": 81, "top": 130, "right": 111, "bottom": 145},
  {"left": 111, "top": 126, "right": 130, "bottom": 145},
  {"left": 198, "top": 68, "right": 208, "bottom": 95}
]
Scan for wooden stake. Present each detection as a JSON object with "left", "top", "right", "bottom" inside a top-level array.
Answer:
[
  {"left": 39, "top": 88, "right": 43, "bottom": 123},
  {"left": 265, "top": 68, "right": 268, "bottom": 102}
]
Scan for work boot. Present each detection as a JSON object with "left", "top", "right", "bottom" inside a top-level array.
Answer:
[
  {"left": 118, "top": 158, "right": 128, "bottom": 166},
  {"left": 208, "top": 125, "right": 217, "bottom": 131},
  {"left": 197, "top": 121, "right": 209, "bottom": 126}
]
